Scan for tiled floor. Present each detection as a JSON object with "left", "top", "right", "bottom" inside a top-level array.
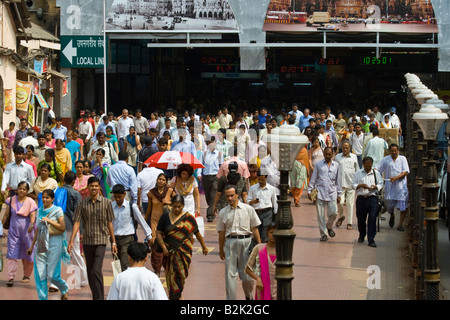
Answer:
[{"left": 0, "top": 192, "right": 415, "bottom": 300}]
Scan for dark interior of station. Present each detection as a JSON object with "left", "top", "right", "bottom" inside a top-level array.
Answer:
[{"left": 83, "top": 31, "right": 442, "bottom": 117}]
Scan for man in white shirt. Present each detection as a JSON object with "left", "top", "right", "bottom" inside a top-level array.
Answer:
[
  {"left": 352, "top": 157, "right": 383, "bottom": 247},
  {"left": 78, "top": 113, "right": 94, "bottom": 159},
  {"left": 110, "top": 184, "right": 152, "bottom": 270},
  {"left": 18, "top": 128, "right": 39, "bottom": 149},
  {"left": 107, "top": 242, "right": 167, "bottom": 300},
  {"left": 247, "top": 171, "right": 278, "bottom": 243},
  {"left": 117, "top": 109, "right": 134, "bottom": 151},
  {"left": 218, "top": 107, "right": 233, "bottom": 129},
  {"left": 217, "top": 185, "right": 261, "bottom": 300},
  {"left": 349, "top": 123, "right": 364, "bottom": 168},
  {"left": 88, "top": 132, "right": 119, "bottom": 166},
  {"left": 334, "top": 141, "right": 359, "bottom": 230},
  {"left": 362, "top": 129, "right": 388, "bottom": 168},
  {"left": 1, "top": 146, "right": 35, "bottom": 196}
]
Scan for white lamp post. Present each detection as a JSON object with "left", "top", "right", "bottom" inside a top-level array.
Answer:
[
  {"left": 263, "top": 126, "right": 309, "bottom": 300},
  {"left": 413, "top": 105, "right": 448, "bottom": 300}
]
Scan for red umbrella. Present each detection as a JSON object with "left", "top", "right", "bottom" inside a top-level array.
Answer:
[{"left": 143, "top": 151, "right": 204, "bottom": 170}]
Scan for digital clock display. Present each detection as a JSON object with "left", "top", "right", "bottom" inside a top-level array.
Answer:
[
  {"left": 280, "top": 65, "right": 315, "bottom": 73},
  {"left": 361, "top": 56, "right": 393, "bottom": 65}
]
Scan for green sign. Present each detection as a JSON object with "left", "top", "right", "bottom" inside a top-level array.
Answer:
[{"left": 60, "top": 36, "right": 108, "bottom": 68}]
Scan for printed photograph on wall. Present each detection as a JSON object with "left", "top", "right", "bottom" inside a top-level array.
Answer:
[
  {"left": 106, "top": 0, "right": 238, "bottom": 31},
  {"left": 263, "top": 0, "right": 437, "bottom": 33}
]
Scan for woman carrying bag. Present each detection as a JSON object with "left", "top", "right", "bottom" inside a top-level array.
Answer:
[
  {"left": 27, "top": 188, "right": 70, "bottom": 300},
  {"left": 2, "top": 181, "right": 37, "bottom": 287}
]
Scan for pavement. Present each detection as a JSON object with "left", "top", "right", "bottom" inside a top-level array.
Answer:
[{"left": 0, "top": 189, "right": 425, "bottom": 301}]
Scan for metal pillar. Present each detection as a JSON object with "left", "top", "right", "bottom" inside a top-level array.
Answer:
[
  {"left": 423, "top": 139, "right": 441, "bottom": 300},
  {"left": 274, "top": 169, "right": 295, "bottom": 300}
]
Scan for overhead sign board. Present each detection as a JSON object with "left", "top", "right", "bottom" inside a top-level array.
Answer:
[{"left": 60, "top": 36, "right": 108, "bottom": 68}]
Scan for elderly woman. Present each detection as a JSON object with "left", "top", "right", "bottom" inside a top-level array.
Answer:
[
  {"left": 169, "top": 163, "right": 200, "bottom": 217},
  {"left": 2, "top": 181, "right": 38, "bottom": 287},
  {"left": 156, "top": 195, "right": 208, "bottom": 300}
]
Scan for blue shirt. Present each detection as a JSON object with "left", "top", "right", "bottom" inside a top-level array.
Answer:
[
  {"left": 51, "top": 126, "right": 67, "bottom": 141},
  {"left": 202, "top": 149, "right": 222, "bottom": 176},
  {"left": 106, "top": 161, "right": 138, "bottom": 202},
  {"left": 298, "top": 115, "right": 314, "bottom": 131},
  {"left": 170, "top": 139, "right": 196, "bottom": 156},
  {"left": 308, "top": 159, "right": 342, "bottom": 201}
]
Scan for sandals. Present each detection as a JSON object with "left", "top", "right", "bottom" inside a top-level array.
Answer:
[
  {"left": 21, "top": 277, "right": 30, "bottom": 283},
  {"left": 61, "top": 293, "right": 69, "bottom": 300},
  {"left": 335, "top": 216, "right": 345, "bottom": 227},
  {"left": 6, "top": 279, "right": 13, "bottom": 287}
]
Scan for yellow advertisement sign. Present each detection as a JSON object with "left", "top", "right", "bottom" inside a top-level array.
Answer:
[{"left": 16, "top": 80, "right": 32, "bottom": 112}]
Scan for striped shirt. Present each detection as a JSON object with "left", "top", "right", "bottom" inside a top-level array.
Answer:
[{"left": 73, "top": 195, "right": 115, "bottom": 245}]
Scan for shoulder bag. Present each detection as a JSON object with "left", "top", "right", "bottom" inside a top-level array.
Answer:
[
  {"left": 373, "top": 170, "right": 383, "bottom": 214},
  {"left": 2, "top": 196, "right": 13, "bottom": 230},
  {"left": 46, "top": 209, "right": 64, "bottom": 236}
]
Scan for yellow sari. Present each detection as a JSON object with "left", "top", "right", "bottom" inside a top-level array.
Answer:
[{"left": 55, "top": 147, "right": 72, "bottom": 176}]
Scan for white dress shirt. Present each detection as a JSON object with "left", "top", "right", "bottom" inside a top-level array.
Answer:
[
  {"left": 118, "top": 117, "right": 134, "bottom": 139},
  {"left": 247, "top": 182, "right": 278, "bottom": 214},
  {"left": 111, "top": 200, "right": 152, "bottom": 238},
  {"left": 351, "top": 169, "right": 383, "bottom": 197},
  {"left": 1, "top": 160, "right": 35, "bottom": 192},
  {"left": 217, "top": 201, "right": 261, "bottom": 237},
  {"left": 334, "top": 152, "right": 359, "bottom": 189}
]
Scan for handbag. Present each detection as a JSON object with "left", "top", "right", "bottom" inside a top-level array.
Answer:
[
  {"left": 373, "top": 170, "right": 383, "bottom": 214},
  {"left": 2, "top": 196, "right": 12, "bottom": 230},
  {"left": 46, "top": 209, "right": 64, "bottom": 236},
  {"left": 111, "top": 253, "right": 122, "bottom": 278},
  {"left": 310, "top": 188, "right": 318, "bottom": 202}
]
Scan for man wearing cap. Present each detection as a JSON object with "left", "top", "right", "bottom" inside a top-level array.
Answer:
[{"left": 384, "top": 107, "right": 401, "bottom": 130}]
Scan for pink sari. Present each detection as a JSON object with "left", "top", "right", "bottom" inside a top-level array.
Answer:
[{"left": 256, "top": 245, "right": 276, "bottom": 300}]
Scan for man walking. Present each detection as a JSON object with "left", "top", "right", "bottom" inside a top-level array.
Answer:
[
  {"left": 217, "top": 185, "right": 261, "bottom": 300},
  {"left": 376, "top": 144, "right": 409, "bottom": 231},
  {"left": 60, "top": 171, "right": 88, "bottom": 287},
  {"left": 247, "top": 171, "right": 278, "bottom": 243},
  {"left": 349, "top": 123, "right": 364, "bottom": 168},
  {"left": 1, "top": 146, "right": 34, "bottom": 197},
  {"left": 362, "top": 128, "right": 388, "bottom": 168},
  {"left": 308, "top": 147, "right": 342, "bottom": 241},
  {"left": 352, "top": 157, "right": 383, "bottom": 247},
  {"left": 334, "top": 141, "right": 359, "bottom": 230},
  {"left": 107, "top": 151, "right": 138, "bottom": 204},
  {"left": 88, "top": 131, "right": 119, "bottom": 166},
  {"left": 68, "top": 176, "right": 117, "bottom": 300},
  {"left": 202, "top": 136, "right": 222, "bottom": 222}
]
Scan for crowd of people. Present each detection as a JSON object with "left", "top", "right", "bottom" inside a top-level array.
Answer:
[{"left": 0, "top": 101, "right": 409, "bottom": 300}]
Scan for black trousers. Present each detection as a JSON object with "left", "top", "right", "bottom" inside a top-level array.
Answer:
[
  {"left": 356, "top": 196, "right": 378, "bottom": 243},
  {"left": 83, "top": 244, "right": 106, "bottom": 300},
  {"left": 202, "top": 175, "right": 218, "bottom": 219}
]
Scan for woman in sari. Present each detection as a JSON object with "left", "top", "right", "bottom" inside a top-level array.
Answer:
[
  {"left": 27, "top": 189, "right": 70, "bottom": 300},
  {"left": 44, "top": 129, "right": 56, "bottom": 149},
  {"left": 91, "top": 148, "right": 111, "bottom": 198},
  {"left": 145, "top": 173, "right": 176, "bottom": 275},
  {"left": 308, "top": 137, "right": 324, "bottom": 177},
  {"left": 38, "top": 149, "right": 64, "bottom": 185},
  {"left": 73, "top": 160, "right": 90, "bottom": 199},
  {"left": 64, "top": 130, "right": 81, "bottom": 172},
  {"left": 105, "top": 125, "right": 119, "bottom": 156},
  {"left": 2, "top": 181, "right": 38, "bottom": 287},
  {"left": 289, "top": 146, "right": 310, "bottom": 207},
  {"left": 124, "top": 126, "right": 141, "bottom": 173},
  {"left": 55, "top": 139, "right": 72, "bottom": 177},
  {"left": 26, "top": 145, "right": 40, "bottom": 172},
  {"left": 169, "top": 163, "right": 200, "bottom": 217},
  {"left": 29, "top": 164, "right": 58, "bottom": 203},
  {"left": 4, "top": 122, "right": 17, "bottom": 163},
  {"left": 245, "top": 222, "right": 277, "bottom": 300},
  {"left": 156, "top": 195, "right": 208, "bottom": 300}
]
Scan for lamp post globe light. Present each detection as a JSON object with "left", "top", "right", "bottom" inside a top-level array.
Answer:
[
  {"left": 413, "top": 104, "right": 449, "bottom": 300},
  {"left": 263, "top": 126, "right": 309, "bottom": 300}
]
